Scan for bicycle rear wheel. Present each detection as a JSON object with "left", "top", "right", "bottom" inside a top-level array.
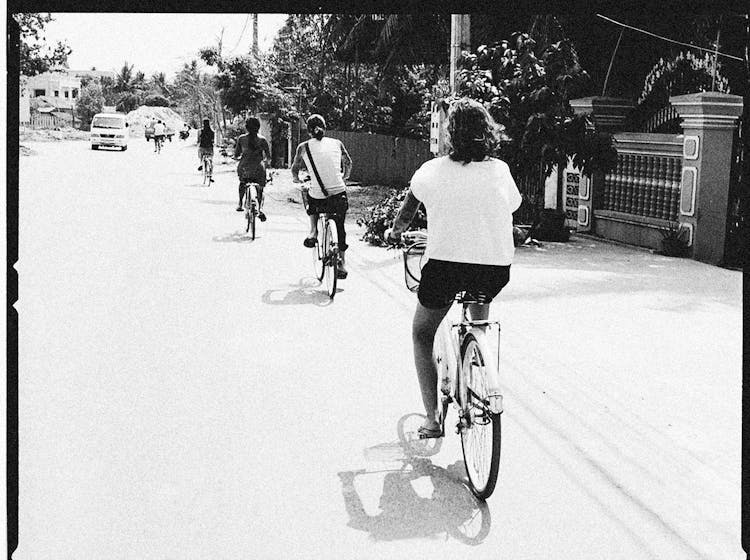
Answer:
[
  {"left": 203, "top": 161, "right": 209, "bottom": 185},
  {"left": 323, "top": 220, "right": 339, "bottom": 299},
  {"left": 250, "top": 206, "right": 257, "bottom": 240},
  {"left": 313, "top": 218, "right": 325, "bottom": 281},
  {"left": 459, "top": 332, "right": 502, "bottom": 500}
]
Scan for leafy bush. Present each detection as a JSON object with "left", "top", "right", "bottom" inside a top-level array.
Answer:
[
  {"left": 222, "top": 121, "right": 247, "bottom": 146},
  {"left": 143, "top": 94, "right": 171, "bottom": 107},
  {"left": 76, "top": 82, "right": 105, "bottom": 127},
  {"left": 357, "top": 187, "right": 427, "bottom": 245}
]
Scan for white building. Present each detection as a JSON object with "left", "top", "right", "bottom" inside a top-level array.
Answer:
[{"left": 26, "top": 71, "right": 82, "bottom": 107}]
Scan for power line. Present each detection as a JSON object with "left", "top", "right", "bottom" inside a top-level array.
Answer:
[
  {"left": 596, "top": 14, "right": 744, "bottom": 62},
  {"left": 228, "top": 14, "right": 250, "bottom": 54}
]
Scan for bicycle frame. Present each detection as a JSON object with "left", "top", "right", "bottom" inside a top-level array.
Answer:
[
  {"left": 437, "top": 302, "right": 503, "bottom": 435},
  {"left": 244, "top": 183, "right": 259, "bottom": 213}
]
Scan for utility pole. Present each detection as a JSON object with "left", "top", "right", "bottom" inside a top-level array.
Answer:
[
  {"left": 450, "top": 14, "right": 471, "bottom": 93},
  {"left": 252, "top": 14, "right": 259, "bottom": 56}
]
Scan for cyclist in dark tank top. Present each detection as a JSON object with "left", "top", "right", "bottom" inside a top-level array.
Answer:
[{"left": 234, "top": 117, "right": 271, "bottom": 219}]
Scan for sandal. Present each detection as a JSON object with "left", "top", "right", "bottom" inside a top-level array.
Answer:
[
  {"left": 417, "top": 425, "right": 443, "bottom": 439},
  {"left": 303, "top": 237, "right": 317, "bottom": 248}
]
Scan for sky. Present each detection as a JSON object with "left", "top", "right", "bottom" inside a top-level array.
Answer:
[{"left": 42, "top": 13, "right": 289, "bottom": 77}]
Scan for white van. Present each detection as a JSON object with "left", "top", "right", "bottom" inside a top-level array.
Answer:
[{"left": 90, "top": 112, "right": 129, "bottom": 151}]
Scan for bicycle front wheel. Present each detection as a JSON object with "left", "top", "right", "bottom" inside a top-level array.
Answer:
[
  {"left": 323, "top": 220, "right": 338, "bottom": 299},
  {"left": 459, "top": 332, "right": 502, "bottom": 500}
]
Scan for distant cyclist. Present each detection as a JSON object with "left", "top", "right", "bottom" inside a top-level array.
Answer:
[
  {"left": 386, "top": 98, "right": 522, "bottom": 438},
  {"left": 197, "top": 119, "right": 215, "bottom": 183},
  {"left": 153, "top": 120, "right": 166, "bottom": 152},
  {"left": 234, "top": 117, "right": 271, "bottom": 221},
  {"left": 291, "top": 114, "right": 353, "bottom": 279}
]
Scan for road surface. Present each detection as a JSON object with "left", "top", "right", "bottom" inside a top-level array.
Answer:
[{"left": 15, "top": 137, "right": 744, "bottom": 559}]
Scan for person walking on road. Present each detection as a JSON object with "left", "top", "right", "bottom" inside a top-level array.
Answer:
[
  {"left": 385, "top": 97, "right": 522, "bottom": 438},
  {"left": 291, "top": 114, "right": 353, "bottom": 279},
  {"left": 234, "top": 117, "right": 271, "bottom": 221}
]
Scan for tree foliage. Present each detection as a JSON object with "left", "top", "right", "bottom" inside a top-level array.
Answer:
[
  {"left": 143, "top": 94, "right": 171, "bottom": 107},
  {"left": 267, "top": 14, "right": 444, "bottom": 138},
  {"left": 171, "top": 60, "right": 219, "bottom": 129},
  {"left": 214, "top": 56, "right": 265, "bottom": 116},
  {"left": 453, "top": 33, "right": 616, "bottom": 184},
  {"left": 13, "top": 13, "right": 72, "bottom": 76},
  {"left": 76, "top": 82, "right": 105, "bottom": 127}
]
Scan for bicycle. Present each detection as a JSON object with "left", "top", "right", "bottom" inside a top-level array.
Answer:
[
  {"left": 300, "top": 177, "right": 341, "bottom": 300},
  {"left": 399, "top": 232, "right": 503, "bottom": 500},
  {"left": 201, "top": 153, "right": 214, "bottom": 186},
  {"left": 242, "top": 172, "right": 274, "bottom": 240}
]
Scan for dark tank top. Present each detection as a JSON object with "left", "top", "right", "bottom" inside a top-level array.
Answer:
[{"left": 236, "top": 133, "right": 269, "bottom": 180}]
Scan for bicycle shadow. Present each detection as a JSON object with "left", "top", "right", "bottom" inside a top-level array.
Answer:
[
  {"left": 337, "top": 414, "right": 492, "bottom": 544},
  {"left": 198, "top": 199, "right": 237, "bottom": 205},
  {"left": 212, "top": 231, "right": 255, "bottom": 243},
  {"left": 261, "top": 278, "right": 337, "bottom": 307}
]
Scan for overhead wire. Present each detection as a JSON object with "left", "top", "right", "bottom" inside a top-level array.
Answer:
[
  {"left": 596, "top": 14, "right": 744, "bottom": 62},
  {"left": 228, "top": 14, "right": 251, "bottom": 54}
]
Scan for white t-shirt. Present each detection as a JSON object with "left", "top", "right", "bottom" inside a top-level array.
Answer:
[
  {"left": 301, "top": 137, "right": 346, "bottom": 199},
  {"left": 154, "top": 122, "right": 166, "bottom": 136},
  {"left": 409, "top": 156, "right": 522, "bottom": 266}
]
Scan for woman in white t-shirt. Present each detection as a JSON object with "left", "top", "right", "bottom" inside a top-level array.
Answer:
[{"left": 386, "top": 97, "right": 522, "bottom": 438}]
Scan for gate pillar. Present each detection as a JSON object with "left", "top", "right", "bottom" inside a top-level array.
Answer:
[{"left": 670, "top": 92, "right": 743, "bottom": 265}]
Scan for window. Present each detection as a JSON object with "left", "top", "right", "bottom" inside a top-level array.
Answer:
[
  {"left": 91, "top": 116, "right": 126, "bottom": 129},
  {"left": 54, "top": 91, "right": 59, "bottom": 97},
  {"left": 72, "top": 89, "right": 78, "bottom": 99},
  {"left": 34, "top": 89, "right": 45, "bottom": 97},
  {"left": 64, "top": 91, "right": 69, "bottom": 98}
]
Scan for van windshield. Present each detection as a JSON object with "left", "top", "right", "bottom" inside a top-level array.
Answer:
[{"left": 92, "top": 116, "right": 125, "bottom": 129}]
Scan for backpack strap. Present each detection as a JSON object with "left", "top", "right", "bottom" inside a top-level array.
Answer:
[{"left": 304, "top": 142, "right": 329, "bottom": 197}]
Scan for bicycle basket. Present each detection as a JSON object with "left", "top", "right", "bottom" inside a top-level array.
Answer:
[{"left": 403, "top": 242, "right": 427, "bottom": 292}]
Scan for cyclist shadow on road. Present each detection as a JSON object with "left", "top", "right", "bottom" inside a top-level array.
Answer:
[
  {"left": 261, "top": 278, "right": 338, "bottom": 307},
  {"left": 337, "top": 414, "right": 492, "bottom": 544},
  {"left": 212, "top": 232, "right": 257, "bottom": 243}
]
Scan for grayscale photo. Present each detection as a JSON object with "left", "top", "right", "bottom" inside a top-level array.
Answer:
[{"left": 8, "top": 10, "right": 748, "bottom": 559}]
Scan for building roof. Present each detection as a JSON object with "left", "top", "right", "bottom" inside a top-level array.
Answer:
[{"left": 68, "top": 69, "right": 117, "bottom": 80}]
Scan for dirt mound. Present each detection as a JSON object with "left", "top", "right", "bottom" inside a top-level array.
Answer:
[{"left": 126, "top": 106, "right": 186, "bottom": 136}]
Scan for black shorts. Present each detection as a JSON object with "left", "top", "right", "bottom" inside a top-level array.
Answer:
[
  {"left": 306, "top": 192, "right": 348, "bottom": 217},
  {"left": 417, "top": 259, "right": 510, "bottom": 309}
]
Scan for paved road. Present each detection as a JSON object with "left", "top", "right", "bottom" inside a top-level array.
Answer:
[{"left": 16, "top": 137, "right": 744, "bottom": 559}]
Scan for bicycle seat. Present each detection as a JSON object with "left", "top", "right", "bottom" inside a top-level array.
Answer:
[{"left": 455, "top": 291, "right": 491, "bottom": 305}]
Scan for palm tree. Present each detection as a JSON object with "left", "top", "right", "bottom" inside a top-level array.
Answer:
[
  {"left": 151, "top": 72, "right": 170, "bottom": 96},
  {"left": 115, "top": 62, "right": 135, "bottom": 93}
]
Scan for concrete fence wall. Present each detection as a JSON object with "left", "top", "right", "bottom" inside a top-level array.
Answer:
[
  {"left": 585, "top": 132, "right": 685, "bottom": 251},
  {"left": 569, "top": 93, "right": 744, "bottom": 265},
  {"left": 326, "top": 130, "right": 432, "bottom": 186}
]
